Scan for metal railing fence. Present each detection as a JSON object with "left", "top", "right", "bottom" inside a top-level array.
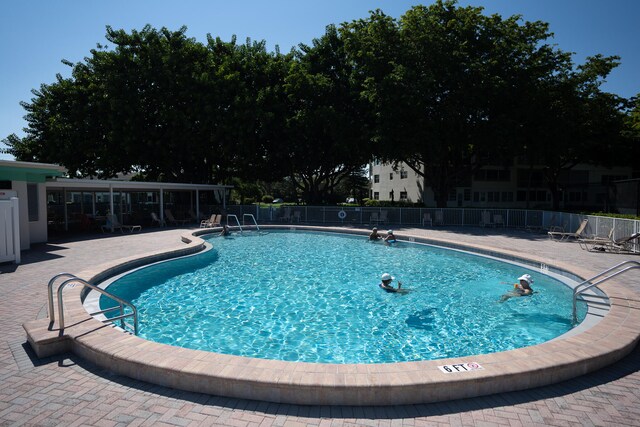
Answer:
[{"left": 225, "top": 205, "right": 640, "bottom": 252}]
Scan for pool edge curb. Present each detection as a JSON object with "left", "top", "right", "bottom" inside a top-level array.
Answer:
[{"left": 24, "top": 225, "right": 640, "bottom": 406}]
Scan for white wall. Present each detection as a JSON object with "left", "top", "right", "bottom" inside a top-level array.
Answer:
[
  {"left": 10, "top": 181, "right": 49, "bottom": 250},
  {"left": 11, "top": 180, "right": 30, "bottom": 250},
  {"left": 30, "top": 182, "right": 49, "bottom": 244}
]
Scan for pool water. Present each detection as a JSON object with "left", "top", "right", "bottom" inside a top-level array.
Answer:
[{"left": 101, "top": 230, "right": 586, "bottom": 363}]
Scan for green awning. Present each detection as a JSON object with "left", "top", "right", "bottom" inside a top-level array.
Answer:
[{"left": 0, "top": 161, "right": 66, "bottom": 183}]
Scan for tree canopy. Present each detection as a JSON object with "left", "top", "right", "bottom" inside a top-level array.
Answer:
[{"left": 3, "top": 1, "right": 636, "bottom": 206}]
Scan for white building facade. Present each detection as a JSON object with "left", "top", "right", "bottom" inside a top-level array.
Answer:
[{"left": 369, "top": 159, "right": 633, "bottom": 211}]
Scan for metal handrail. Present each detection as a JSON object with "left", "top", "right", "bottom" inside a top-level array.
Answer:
[
  {"left": 54, "top": 275, "right": 138, "bottom": 335},
  {"left": 242, "top": 214, "right": 260, "bottom": 232},
  {"left": 572, "top": 260, "right": 640, "bottom": 325},
  {"left": 47, "top": 273, "right": 78, "bottom": 322},
  {"left": 226, "top": 214, "right": 243, "bottom": 233}
]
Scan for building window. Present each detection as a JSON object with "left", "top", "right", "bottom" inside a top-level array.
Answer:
[
  {"left": 399, "top": 191, "right": 408, "bottom": 200},
  {"left": 400, "top": 170, "right": 408, "bottom": 179},
  {"left": 517, "top": 190, "right": 548, "bottom": 202},
  {"left": 463, "top": 189, "right": 471, "bottom": 201},
  {"left": 27, "top": 183, "right": 39, "bottom": 222},
  {"left": 373, "top": 192, "right": 379, "bottom": 200},
  {"left": 389, "top": 173, "right": 394, "bottom": 180},
  {"left": 374, "top": 174, "right": 380, "bottom": 183},
  {"left": 487, "top": 191, "right": 500, "bottom": 203},
  {"left": 473, "top": 192, "right": 488, "bottom": 202},
  {"left": 474, "top": 169, "right": 511, "bottom": 182}
]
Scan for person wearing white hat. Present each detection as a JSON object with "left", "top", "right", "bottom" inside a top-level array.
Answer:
[
  {"left": 384, "top": 229, "right": 397, "bottom": 245},
  {"left": 500, "top": 273, "right": 534, "bottom": 302},
  {"left": 379, "top": 272, "right": 402, "bottom": 292}
]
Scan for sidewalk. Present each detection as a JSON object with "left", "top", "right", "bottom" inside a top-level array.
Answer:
[{"left": 1, "top": 227, "right": 639, "bottom": 426}]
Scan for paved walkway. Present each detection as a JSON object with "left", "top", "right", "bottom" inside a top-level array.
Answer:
[{"left": 1, "top": 227, "right": 639, "bottom": 426}]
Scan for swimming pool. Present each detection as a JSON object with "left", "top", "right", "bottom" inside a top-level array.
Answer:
[{"left": 99, "top": 230, "right": 586, "bottom": 363}]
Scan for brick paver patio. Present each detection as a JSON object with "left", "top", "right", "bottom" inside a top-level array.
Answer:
[{"left": 1, "top": 226, "right": 639, "bottom": 426}]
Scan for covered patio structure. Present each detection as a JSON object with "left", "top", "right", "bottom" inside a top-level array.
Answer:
[{"left": 45, "top": 178, "right": 232, "bottom": 233}]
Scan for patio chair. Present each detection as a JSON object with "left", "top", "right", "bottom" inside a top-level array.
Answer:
[
  {"left": 422, "top": 213, "right": 432, "bottom": 226},
  {"left": 606, "top": 232, "right": 640, "bottom": 253},
  {"left": 102, "top": 214, "right": 141, "bottom": 233},
  {"left": 582, "top": 231, "right": 640, "bottom": 253},
  {"left": 151, "top": 212, "right": 166, "bottom": 227},
  {"left": 280, "top": 207, "right": 291, "bottom": 222},
  {"left": 165, "top": 209, "right": 190, "bottom": 226},
  {"left": 548, "top": 219, "right": 588, "bottom": 241},
  {"left": 480, "top": 211, "right": 493, "bottom": 227},
  {"left": 578, "top": 228, "right": 615, "bottom": 252},
  {"left": 200, "top": 214, "right": 221, "bottom": 228}
]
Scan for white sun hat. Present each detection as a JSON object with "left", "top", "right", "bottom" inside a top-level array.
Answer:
[
  {"left": 518, "top": 274, "right": 533, "bottom": 284},
  {"left": 381, "top": 273, "right": 394, "bottom": 282}
]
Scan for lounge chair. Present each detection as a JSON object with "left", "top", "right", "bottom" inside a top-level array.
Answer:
[
  {"left": 578, "top": 228, "right": 615, "bottom": 252},
  {"left": 165, "top": 209, "right": 190, "bottom": 226},
  {"left": 151, "top": 212, "right": 166, "bottom": 227},
  {"left": 480, "top": 211, "right": 493, "bottom": 227},
  {"left": 102, "top": 214, "right": 141, "bottom": 233},
  {"left": 548, "top": 219, "right": 588, "bottom": 241},
  {"left": 606, "top": 232, "right": 640, "bottom": 253},
  {"left": 581, "top": 231, "right": 640, "bottom": 253},
  {"left": 280, "top": 207, "right": 291, "bottom": 222},
  {"left": 200, "top": 214, "right": 221, "bottom": 228}
]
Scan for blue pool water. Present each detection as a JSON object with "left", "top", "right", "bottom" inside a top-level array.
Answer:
[{"left": 101, "top": 230, "right": 586, "bottom": 363}]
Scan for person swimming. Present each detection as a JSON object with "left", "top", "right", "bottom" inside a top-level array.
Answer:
[
  {"left": 384, "top": 230, "right": 397, "bottom": 245},
  {"left": 369, "top": 227, "right": 381, "bottom": 240},
  {"left": 499, "top": 274, "right": 534, "bottom": 302},
  {"left": 379, "top": 272, "right": 402, "bottom": 292}
]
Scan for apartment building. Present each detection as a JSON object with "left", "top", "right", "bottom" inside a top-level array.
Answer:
[{"left": 369, "top": 159, "right": 633, "bottom": 211}]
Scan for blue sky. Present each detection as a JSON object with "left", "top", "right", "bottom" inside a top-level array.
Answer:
[{"left": 1, "top": 0, "right": 639, "bottom": 160}]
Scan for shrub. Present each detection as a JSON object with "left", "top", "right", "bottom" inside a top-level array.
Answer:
[{"left": 261, "top": 195, "right": 274, "bottom": 203}]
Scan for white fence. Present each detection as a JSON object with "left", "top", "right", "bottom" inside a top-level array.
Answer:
[
  {"left": 226, "top": 205, "right": 640, "bottom": 251},
  {"left": 0, "top": 198, "right": 21, "bottom": 264}
]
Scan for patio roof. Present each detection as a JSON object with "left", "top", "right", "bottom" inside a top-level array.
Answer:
[
  {"left": 0, "top": 160, "right": 66, "bottom": 183},
  {"left": 46, "top": 177, "right": 232, "bottom": 192}
]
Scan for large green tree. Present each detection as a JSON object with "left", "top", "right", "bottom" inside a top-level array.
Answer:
[
  {"left": 282, "top": 25, "right": 371, "bottom": 204},
  {"left": 342, "top": 0, "right": 627, "bottom": 208}
]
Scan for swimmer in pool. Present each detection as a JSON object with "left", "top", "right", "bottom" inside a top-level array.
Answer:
[
  {"left": 384, "top": 230, "right": 397, "bottom": 245},
  {"left": 369, "top": 227, "right": 381, "bottom": 240},
  {"left": 379, "top": 272, "right": 402, "bottom": 292},
  {"left": 219, "top": 224, "right": 231, "bottom": 236},
  {"left": 499, "top": 274, "right": 534, "bottom": 302}
]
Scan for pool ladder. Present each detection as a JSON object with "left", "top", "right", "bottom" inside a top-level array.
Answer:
[
  {"left": 47, "top": 273, "right": 139, "bottom": 335},
  {"left": 572, "top": 260, "right": 640, "bottom": 325},
  {"left": 226, "top": 214, "right": 260, "bottom": 233}
]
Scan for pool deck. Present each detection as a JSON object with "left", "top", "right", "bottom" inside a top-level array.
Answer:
[{"left": 2, "top": 225, "right": 640, "bottom": 425}]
